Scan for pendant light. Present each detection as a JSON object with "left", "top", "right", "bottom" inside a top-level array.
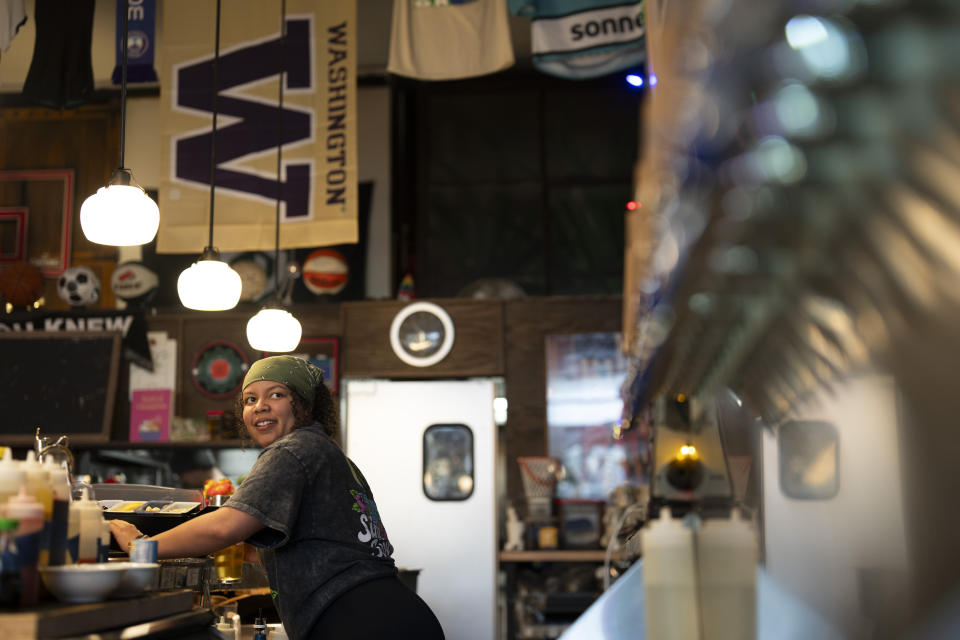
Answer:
[
  {"left": 177, "top": 0, "right": 242, "bottom": 311},
  {"left": 247, "top": 0, "right": 302, "bottom": 353},
  {"left": 80, "top": 0, "right": 159, "bottom": 246}
]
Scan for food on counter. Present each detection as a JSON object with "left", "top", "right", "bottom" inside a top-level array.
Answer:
[
  {"left": 106, "top": 501, "right": 145, "bottom": 512},
  {"left": 135, "top": 500, "right": 173, "bottom": 514},
  {"left": 161, "top": 501, "right": 203, "bottom": 514}
]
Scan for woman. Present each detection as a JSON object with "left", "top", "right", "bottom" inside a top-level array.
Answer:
[{"left": 111, "top": 356, "right": 445, "bottom": 640}]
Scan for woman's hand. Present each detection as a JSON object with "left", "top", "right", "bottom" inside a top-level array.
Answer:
[{"left": 109, "top": 519, "right": 145, "bottom": 554}]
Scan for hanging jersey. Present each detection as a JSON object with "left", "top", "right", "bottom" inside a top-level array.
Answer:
[
  {"left": 509, "top": 0, "right": 646, "bottom": 79},
  {"left": 0, "top": 0, "right": 26, "bottom": 52},
  {"left": 22, "top": 0, "right": 95, "bottom": 108},
  {"left": 388, "top": 0, "right": 515, "bottom": 81}
]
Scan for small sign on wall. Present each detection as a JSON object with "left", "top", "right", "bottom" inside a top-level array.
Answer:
[{"left": 130, "top": 389, "right": 172, "bottom": 442}]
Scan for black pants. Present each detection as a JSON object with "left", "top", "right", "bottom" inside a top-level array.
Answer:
[{"left": 309, "top": 576, "right": 445, "bottom": 639}]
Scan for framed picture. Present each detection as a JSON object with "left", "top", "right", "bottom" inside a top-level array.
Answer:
[
  {"left": 265, "top": 337, "right": 339, "bottom": 395},
  {"left": 0, "top": 207, "right": 27, "bottom": 262},
  {"left": 0, "top": 169, "right": 74, "bottom": 277}
]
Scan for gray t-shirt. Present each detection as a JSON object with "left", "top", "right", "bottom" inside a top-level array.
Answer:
[{"left": 227, "top": 425, "right": 397, "bottom": 640}]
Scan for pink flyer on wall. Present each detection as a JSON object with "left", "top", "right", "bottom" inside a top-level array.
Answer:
[{"left": 130, "top": 389, "right": 171, "bottom": 442}]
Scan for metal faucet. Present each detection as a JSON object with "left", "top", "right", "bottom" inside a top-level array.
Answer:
[{"left": 35, "top": 427, "right": 74, "bottom": 475}]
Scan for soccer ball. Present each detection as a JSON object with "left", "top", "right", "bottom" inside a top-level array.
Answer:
[{"left": 57, "top": 266, "right": 101, "bottom": 307}]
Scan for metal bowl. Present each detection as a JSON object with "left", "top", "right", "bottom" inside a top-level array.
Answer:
[
  {"left": 41, "top": 564, "right": 125, "bottom": 603},
  {"left": 206, "top": 494, "right": 231, "bottom": 507},
  {"left": 108, "top": 561, "right": 160, "bottom": 597}
]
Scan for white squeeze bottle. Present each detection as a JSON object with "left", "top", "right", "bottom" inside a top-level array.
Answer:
[
  {"left": 21, "top": 451, "right": 53, "bottom": 567},
  {"left": 215, "top": 615, "right": 237, "bottom": 640},
  {"left": 71, "top": 488, "right": 103, "bottom": 563},
  {"left": 0, "top": 448, "right": 25, "bottom": 506},
  {"left": 42, "top": 457, "right": 72, "bottom": 566},
  {"left": 641, "top": 508, "right": 701, "bottom": 640},
  {"left": 98, "top": 517, "right": 112, "bottom": 562},
  {"left": 67, "top": 497, "right": 80, "bottom": 563},
  {"left": 698, "top": 511, "right": 758, "bottom": 640}
]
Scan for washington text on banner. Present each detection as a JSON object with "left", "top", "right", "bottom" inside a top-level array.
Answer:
[{"left": 157, "top": 0, "right": 357, "bottom": 254}]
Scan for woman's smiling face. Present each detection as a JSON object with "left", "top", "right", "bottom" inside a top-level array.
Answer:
[{"left": 242, "top": 381, "right": 298, "bottom": 447}]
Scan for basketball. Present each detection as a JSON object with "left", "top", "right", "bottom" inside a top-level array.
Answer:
[
  {"left": 0, "top": 262, "right": 46, "bottom": 307},
  {"left": 302, "top": 248, "right": 349, "bottom": 296}
]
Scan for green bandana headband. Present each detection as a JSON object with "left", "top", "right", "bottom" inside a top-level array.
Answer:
[{"left": 242, "top": 356, "right": 324, "bottom": 403}]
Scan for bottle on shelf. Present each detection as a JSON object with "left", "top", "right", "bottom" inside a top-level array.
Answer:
[
  {"left": 698, "top": 511, "right": 758, "bottom": 640},
  {"left": 21, "top": 451, "right": 53, "bottom": 568},
  {"left": 0, "top": 449, "right": 25, "bottom": 506},
  {"left": 71, "top": 488, "right": 103, "bottom": 564},
  {"left": 641, "top": 508, "right": 700, "bottom": 640},
  {"left": 0, "top": 517, "right": 22, "bottom": 607},
  {"left": 66, "top": 494, "right": 80, "bottom": 563},
  {"left": 98, "top": 517, "right": 112, "bottom": 563},
  {"left": 215, "top": 615, "right": 236, "bottom": 640},
  {"left": 42, "top": 457, "right": 71, "bottom": 566},
  {"left": 206, "top": 410, "right": 226, "bottom": 440},
  {"left": 5, "top": 486, "right": 44, "bottom": 607},
  {"left": 253, "top": 608, "right": 269, "bottom": 640}
]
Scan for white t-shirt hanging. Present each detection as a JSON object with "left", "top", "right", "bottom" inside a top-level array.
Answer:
[
  {"left": 0, "top": 0, "right": 26, "bottom": 52},
  {"left": 388, "top": 0, "right": 515, "bottom": 81}
]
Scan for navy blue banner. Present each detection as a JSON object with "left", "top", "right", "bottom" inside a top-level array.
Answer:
[{"left": 112, "top": 0, "right": 158, "bottom": 84}]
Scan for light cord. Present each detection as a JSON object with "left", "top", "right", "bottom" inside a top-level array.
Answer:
[
  {"left": 207, "top": 0, "right": 222, "bottom": 249},
  {"left": 119, "top": 0, "right": 128, "bottom": 168},
  {"left": 274, "top": 0, "right": 286, "bottom": 299}
]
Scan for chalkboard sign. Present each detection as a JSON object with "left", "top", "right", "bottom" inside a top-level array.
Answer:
[{"left": 0, "top": 331, "right": 121, "bottom": 445}]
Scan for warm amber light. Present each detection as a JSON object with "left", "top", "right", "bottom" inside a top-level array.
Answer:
[{"left": 676, "top": 444, "right": 699, "bottom": 461}]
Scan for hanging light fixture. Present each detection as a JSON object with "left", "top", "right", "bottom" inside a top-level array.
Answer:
[
  {"left": 80, "top": 0, "right": 159, "bottom": 246},
  {"left": 247, "top": 0, "right": 302, "bottom": 353},
  {"left": 177, "top": 0, "right": 242, "bottom": 311}
]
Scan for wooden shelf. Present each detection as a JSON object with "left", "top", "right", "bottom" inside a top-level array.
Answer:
[
  {"left": 499, "top": 550, "right": 620, "bottom": 563},
  {"left": 0, "top": 590, "right": 194, "bottom": 638}
]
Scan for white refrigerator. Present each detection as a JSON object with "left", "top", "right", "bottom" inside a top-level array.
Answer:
[{"left": 344, "top": 378, "right": 498, "bottom": 640}]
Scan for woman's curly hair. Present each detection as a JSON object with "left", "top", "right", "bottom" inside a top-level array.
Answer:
[{"left": 233, "top": 380, "right": 339, "bottom": 443}]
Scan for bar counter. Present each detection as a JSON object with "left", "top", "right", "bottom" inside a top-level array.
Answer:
[{"left": 0, "top": 590, "right": 213, "bottom": 638}]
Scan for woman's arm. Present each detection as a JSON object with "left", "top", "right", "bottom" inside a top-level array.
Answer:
[{"left": 110, "top": 506, "right": 264, "bottom": 559}]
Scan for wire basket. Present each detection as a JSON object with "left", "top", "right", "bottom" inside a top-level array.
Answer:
[{"left": 517, "top": 456, "right": 562, "bottom": 501}]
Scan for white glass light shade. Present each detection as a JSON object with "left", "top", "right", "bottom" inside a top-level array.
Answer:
[
  {"left": 177, "top": 258, "right": 242, "bottom": 311},
  {"left": 80, "top": 184, "right": 159, "bottom": 246},
  {"left": 246, "top": 308, "right": 303, "bottom": 352}
]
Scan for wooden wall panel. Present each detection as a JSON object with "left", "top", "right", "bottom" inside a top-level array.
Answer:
[
  {"left": 147, "top": 306, "right": 341, "bottom": 421},
  {"left": 340, "top": 298, "right": 504, "bottom": 378},
  {"left": 0, "top": 103, "right": 120, "bottom": 308},
  {"left": 502, "top": 296, "right": 622, "bottom": 509}
]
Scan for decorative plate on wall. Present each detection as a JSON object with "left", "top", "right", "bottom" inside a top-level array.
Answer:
[{"left": 191, "top": 341, "right": 249, "bottom": 399}]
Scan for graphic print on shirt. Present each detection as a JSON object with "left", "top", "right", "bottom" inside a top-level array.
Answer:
[{"left": 350, "top": 489, "right": 393, "bottom": 558}]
